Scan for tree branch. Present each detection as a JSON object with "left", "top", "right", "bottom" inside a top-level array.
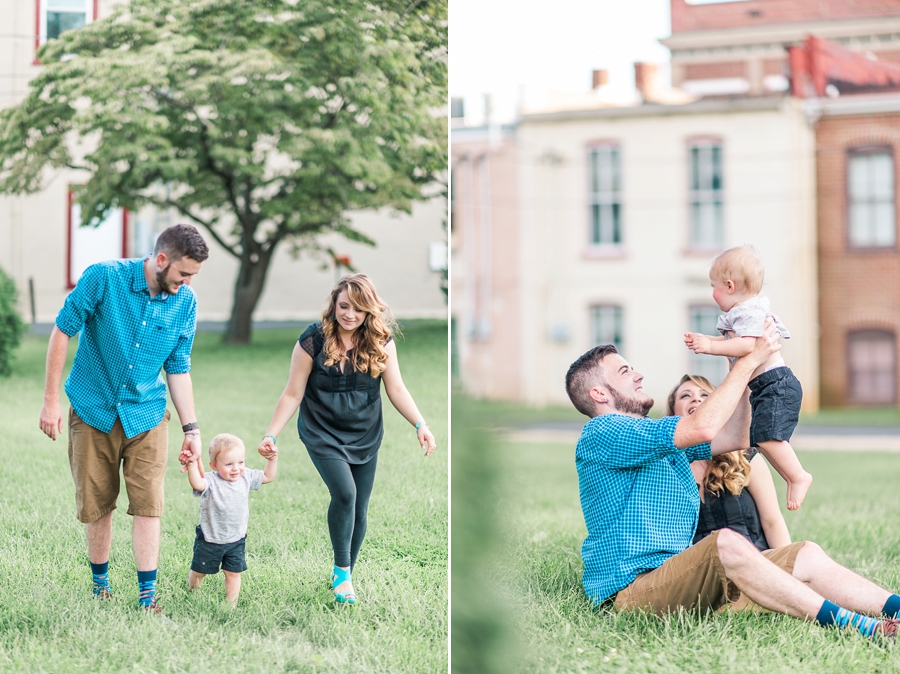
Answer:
[{"left": 147, "top": 195, "right": 241, "bottom": 260}]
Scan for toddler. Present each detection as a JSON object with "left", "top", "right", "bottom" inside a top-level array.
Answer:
[
  {"left": 684, "top": 245, "right": 812, "bottom": 510},
  {"left": 186, "top": 433, "right": 278, "bottom": 605}
]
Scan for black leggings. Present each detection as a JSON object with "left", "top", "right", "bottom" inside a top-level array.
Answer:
[{"left": 307, "top": 453, "right": 378, "bottom": 570}]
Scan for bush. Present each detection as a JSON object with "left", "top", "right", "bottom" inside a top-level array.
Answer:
[{"left": 0, "top": 265, "right": 25, "bottom": 377}]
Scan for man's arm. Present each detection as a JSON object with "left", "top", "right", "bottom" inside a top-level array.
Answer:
[
  {"left": 39, "top": 326, "right": 70, "bottom": 441},
  {"left": 167, "top": 372, "right": 202, "bottom": 472},
  {"left": 673, "top": 318, "right": 780, "bottom": 449},
  {"left": 709, "top": 386, "right": 751, "bottom": 455}
]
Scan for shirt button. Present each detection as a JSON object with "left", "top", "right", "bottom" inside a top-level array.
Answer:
[
  {"left": 129, "top": 365, "right": 133, "bottom": 369},
  {"left": 117, "top": 403, "right": 122, "bottom": 407},
  {"left": 135, "top": 344, "right": 140, "bottom": 348},
  {"left": 142, "top": 321, "right": 146, "bottom": 326}
]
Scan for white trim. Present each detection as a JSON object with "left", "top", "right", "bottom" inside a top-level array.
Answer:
[{"left": 681, "top": 78, "right": 751, "bottom": 96}]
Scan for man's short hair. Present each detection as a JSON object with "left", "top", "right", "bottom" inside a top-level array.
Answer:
[
  {"left": 154, "top": 224, "right": 209, "bottom": 262},
  {"left": 710, "top": 245, "right": 763, "bottom": 295},
  {"left": 208, "top": 433, "right": 244, "bottom": 465},
  {"left": 565, "top": 344, "right": 618, "bottom": 418}
]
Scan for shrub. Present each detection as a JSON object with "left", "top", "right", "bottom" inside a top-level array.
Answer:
[{"left": 0, "top": 265, "right": 25, "bottom": 377}]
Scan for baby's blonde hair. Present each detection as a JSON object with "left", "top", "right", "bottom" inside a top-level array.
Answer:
[
  {"left": 710, "top": 245, "right": 764, "bottom": 295},
  {"left": 208, "top": 433, "right": 245, "bottom": 465}
]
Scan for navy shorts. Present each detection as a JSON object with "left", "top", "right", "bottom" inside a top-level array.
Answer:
[
  {"left": 190, "top": 525, "right": 247, "bottom": 574},
  {"left": 748, "top": 366, "right": 803, "bottom": 446}
]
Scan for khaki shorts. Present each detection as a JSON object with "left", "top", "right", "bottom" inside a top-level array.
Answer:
[
  {"left": 613, "top": 531, "right": 804, "bottom": 615},
  {"left": 68, "top": 408, "right": 170, "bottom": 523}
]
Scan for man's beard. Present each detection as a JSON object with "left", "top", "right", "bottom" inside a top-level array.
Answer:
[
  {"left": 608, "top": 384, "right": 653, "bottom": 416},
  {"left": 156, "top": 264, "right": 177, "bottom": 294}
]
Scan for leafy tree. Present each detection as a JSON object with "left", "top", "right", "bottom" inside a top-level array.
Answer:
[
  {"left": 0, "top": 0, "right": 447, "bottom": 343},
  {"left": 0, "top": 265, "right": 25, "bottom": 377}
]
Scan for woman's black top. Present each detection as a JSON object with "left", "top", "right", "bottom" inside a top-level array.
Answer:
[
  {"left": 296, "top": 322, "right": 388, "bottom": 464},
  {"left": 693, "top": 448, "right": 769, "bottom": 552}
]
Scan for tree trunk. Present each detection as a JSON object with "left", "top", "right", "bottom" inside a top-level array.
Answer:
[{"left": 223, "top": 253, "right": 272, "bottom": 344}]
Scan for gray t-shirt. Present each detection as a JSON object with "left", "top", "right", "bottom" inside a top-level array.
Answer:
[
  {"left": 194, "top": 468, "right": 265, "bottom": 544},
  {"left": 716, "top": 295, "right": 790, "bottom": 340}
]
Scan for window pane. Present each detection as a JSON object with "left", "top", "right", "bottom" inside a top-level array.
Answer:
[
  {"left": 591, "top": 306, "right": 623, "bottom": 351},
  {"left": 874, "top": 202, "right": 896, "bottom": 246},
  {"left": 47, "top": 11, "right": 86, "bottom": 40},
  {"left": 849, "top": 155, "right": 868, "bottom": 197},
  {"left": 871, "top": 154, "right": 894, "bottom": 199},
  {"left": 689, "top": 305, "right": 727, "bottom": 385},
  {"left": 591, "top": 205, "right": 601, "bottom": 243}
]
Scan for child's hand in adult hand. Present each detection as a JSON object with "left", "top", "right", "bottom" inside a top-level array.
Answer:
[
  {"left": 179, "top": 434, "right": 204, "bottom": 476},
  {"left": 417, "top": 426, "right": 436, "bottom": 457},
  {"left": 258, "top": 437, "right": 277, "bottom": 460}
]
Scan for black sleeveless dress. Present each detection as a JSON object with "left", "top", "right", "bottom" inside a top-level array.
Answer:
[
  {"left": 296, "top": 322, "right": 387, "bottom": 465},
  {"left": 693, "top": 448, "right": 769, "bottom": 551}
]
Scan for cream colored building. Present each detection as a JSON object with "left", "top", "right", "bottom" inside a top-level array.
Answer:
[
  {"left": 453, "top": 95, "right": 819, "bottom": 412},
  {"left": 0, "top": 0, "right": 447, "bottom": 326}
]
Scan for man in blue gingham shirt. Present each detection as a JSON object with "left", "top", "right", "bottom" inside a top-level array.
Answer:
[
  {"left": 564, "top": 334, "right": 900, "bottom": 639},
  {"left": 39, "top": 224, "right": 209, "bottom": 611}
]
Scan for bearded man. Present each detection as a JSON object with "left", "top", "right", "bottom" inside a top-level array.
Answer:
[
  {"left": 565, "top": 321, "right": 900, "bottom": 639},
  {"left": 40, "top": 224, "right": 208, "bottom": 614}
]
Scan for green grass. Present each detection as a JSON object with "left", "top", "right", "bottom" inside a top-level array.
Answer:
[
  {"left": 451, "top": 400, "right": 900, "bottom": 674},
  {"left": 0, "top": 323, "right": 447, "bottom": 673}
]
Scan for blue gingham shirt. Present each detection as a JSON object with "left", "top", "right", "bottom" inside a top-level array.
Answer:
[
  {"left": 56, "top": 258, "right": 197, "bottom": 439},
  {"left": 576, "top": 414, "right": 711, "bottom": 606}
]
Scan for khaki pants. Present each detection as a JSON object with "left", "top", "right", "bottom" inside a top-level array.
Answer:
[
  {"left": 68, "top": 408, "right": 170, "bottom": 523},
  {"left": 614, "top": 531, "right": 804, "bottom": 615}
]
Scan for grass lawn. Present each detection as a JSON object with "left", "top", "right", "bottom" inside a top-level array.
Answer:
[
  {"left": 0, "top": 322, "right": 448, "bottom": 673},
  {"left": 452, "top": 399, "right": 900, "bottom": 674}
]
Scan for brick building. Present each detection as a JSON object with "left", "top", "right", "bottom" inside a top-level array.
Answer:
[{"left": 665, "top": 0, "right": 900, "bottom": 407}]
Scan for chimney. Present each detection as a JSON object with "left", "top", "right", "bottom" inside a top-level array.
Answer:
[
  {"left": 592, "top": 69, "right": 609, "bottom": 89},
  {"left": 634, "top": 62, "right": 658, "bottom": 99}
]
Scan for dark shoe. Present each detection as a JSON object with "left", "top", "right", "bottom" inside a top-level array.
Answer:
[
  {"left": 878, "top": 618, "right": 900, "bottom": 638},
  {"left": 142, "top": 601, "right": 176, "bottom": 626}
]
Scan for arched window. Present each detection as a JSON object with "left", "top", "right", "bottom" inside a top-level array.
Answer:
[{"left": 847, "top": 330, "right": 896, "bottom": 405}]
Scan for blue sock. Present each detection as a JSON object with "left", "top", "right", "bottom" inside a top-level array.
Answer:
[
  {"left": 816, "top": 599, "right": 881, "bottom": 638},
  {"left": 883, "top": 594, "right": 900, "bottom": 619},
  {"left": 90, "top": 561, "right": 111, "bottom": 596},
  {"left": 137, "top": 569, "right": 157, "bottom": 608}
]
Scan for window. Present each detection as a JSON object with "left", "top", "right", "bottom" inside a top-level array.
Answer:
[
  {"left": 588, "top": 144, "right": 621, "bottom": 246},
  {"left": 38, "top": 0, "right": 94, "bottom": 47},
  {"left": 688, "top": 140, "right": 724, "bottom": 249},
  {"left": 848, "top": 149, "right": 895, "bottom": 248},
  {"left": 689, "top": 305, "right": 728, "bottom": 385},
  {"left": 848, "top": 331, "right": 896, "bottom": 405},
  {"left": 591, "top": 305, "right": 623, "bottom": 351},
  {"left": 68, "top": 189, "right": 126, "bottom": 288}
]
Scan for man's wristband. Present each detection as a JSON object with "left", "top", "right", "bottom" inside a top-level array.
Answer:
[
  {"left": 182, "top": 422, "right": 199, "bottom": 433},
  {"left": 264, "top": 434, "right": 277, "bottom": 445}
]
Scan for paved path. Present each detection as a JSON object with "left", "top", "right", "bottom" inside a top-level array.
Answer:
[{"left": 506, "top": 422, "right": 900, "bottom": 451}]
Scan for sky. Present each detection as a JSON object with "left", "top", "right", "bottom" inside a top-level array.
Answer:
[{"left": 450, "top": 0, "right": 674, "bottom": 125}]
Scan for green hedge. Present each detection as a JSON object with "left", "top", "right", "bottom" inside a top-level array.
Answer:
[{"left": 0, "top": 265, "right": 24, "bottom": 377}]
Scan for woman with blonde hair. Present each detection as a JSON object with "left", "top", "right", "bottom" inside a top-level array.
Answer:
[
  {"left": 667, "top": 374, "right": 790, "bottom": 551},
  {"left": 259, "top": 274, "right": 436, "bottom": 604}
]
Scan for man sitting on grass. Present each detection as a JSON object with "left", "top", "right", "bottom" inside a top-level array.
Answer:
[{"left": 565, "top": 319, "right": 900, "bottom": 639}]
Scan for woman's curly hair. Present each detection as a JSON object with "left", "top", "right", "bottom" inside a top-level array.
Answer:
[
  {"left": 321, "top": 273, "right": 397, "bottom": 377},
  {"left": 666, "top": 374, "right": 750, "bottom": 496}
]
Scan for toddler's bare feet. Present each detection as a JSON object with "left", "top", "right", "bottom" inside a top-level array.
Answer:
[{"left": 786, "top": 471, "right": 813, "bottom": 510}]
